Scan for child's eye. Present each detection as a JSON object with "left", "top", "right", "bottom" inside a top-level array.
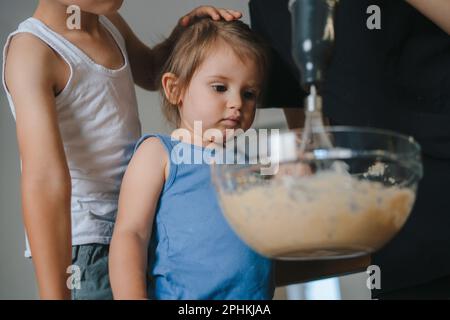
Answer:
[
  {"left": 243, "top": 90, "right": 257, "bottom": 100},
  {"left": 212, "top": 84, "right": 227, "bottom": 93}
]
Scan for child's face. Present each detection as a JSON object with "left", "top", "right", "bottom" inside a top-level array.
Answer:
[
  {"left": 57, "top": 0, "right": 124, "bottom": 14},
  {"left": 179, "top": 42, "right": 261, "bottom": 139}
]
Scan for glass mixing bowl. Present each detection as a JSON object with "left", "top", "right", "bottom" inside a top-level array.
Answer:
[{"left": 211, "top": 126, "right": 423, "bottom": 260}]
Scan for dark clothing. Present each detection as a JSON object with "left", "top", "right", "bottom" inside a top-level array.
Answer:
[
  {"left": 376, "top": 274, "right": 450, "bottom": 300},
  {"left": 249, "top": 0, "right": 450, "bottom": 297},
  {"left": 71, "top": 244, "right": 113, "bottom": 300}
]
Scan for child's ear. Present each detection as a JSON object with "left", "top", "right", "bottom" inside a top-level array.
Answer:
[{"left": 162, "top": 72, "right": 181, "bottom": 105}]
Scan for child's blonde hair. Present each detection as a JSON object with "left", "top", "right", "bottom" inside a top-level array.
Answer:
[{"left": 159, "top": 18, "right": 270, "bottom": 126}]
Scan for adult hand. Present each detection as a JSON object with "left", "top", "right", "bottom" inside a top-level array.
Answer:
[{"left": 179, "top": 6, "right": 242, "bottom": 27}]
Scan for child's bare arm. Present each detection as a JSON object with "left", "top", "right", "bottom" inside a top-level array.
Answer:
[
  {"left": 109, "top": 138, "right": 168, "bottom": 299},
  {"left": 4, "top": 34, "right": 72, "bottom": 299},
  {"left": 406, "top": 0, "right": 450, "bottom": 34},
  {"left": 106, "top": 6, "right": 242, "bottom": 90}
]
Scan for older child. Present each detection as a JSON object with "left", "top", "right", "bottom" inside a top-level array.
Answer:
[
  {"left": 2, "top": 0, "right": 241, "bottom": 299},
  {"left": 109, "top": 18, "right": 274, "bottom": 299}
]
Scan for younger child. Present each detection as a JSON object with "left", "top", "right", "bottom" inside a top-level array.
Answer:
[
  {"left": 109, "top": 18, "right": 274, "bottom": 299},
  {"left": 2, "top": 0, "right": 241, "bottom": 299}
]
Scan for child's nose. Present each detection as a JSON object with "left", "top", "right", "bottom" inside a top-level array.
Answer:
[{"left": 227, "top": 93, "right": 243, "bottom": 110}]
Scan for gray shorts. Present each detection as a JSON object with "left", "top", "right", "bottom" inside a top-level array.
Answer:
[{"left": 71, "top": 244, "right": 113, "bottom": 300}]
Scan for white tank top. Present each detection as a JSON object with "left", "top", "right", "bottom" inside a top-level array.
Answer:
[{"left": 2, "top": 16, "right": 142, "bottom": 257}]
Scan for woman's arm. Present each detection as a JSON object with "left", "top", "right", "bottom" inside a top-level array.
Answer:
[
  {"left": 106, "top": 6, "right": 242, "bottom": 90},
  {"left": 109, "top": 138, "right": 168, "bottom": 299},
  {"left": 5, "top": 34, "right": 72, "bottom": 300},
  {"left": 406, "top": 0, "right": 450, "bottom": 34}
]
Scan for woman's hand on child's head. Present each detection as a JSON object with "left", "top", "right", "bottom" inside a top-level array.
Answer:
[{"left": 179, "top": 6, "right": 242, "bottom": 27}]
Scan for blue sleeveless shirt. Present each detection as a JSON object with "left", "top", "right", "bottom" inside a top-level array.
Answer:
[{"left": 135, "top": 134, "right": 274, "bottom": 300}]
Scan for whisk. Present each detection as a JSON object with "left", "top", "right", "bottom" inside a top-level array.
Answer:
[
  {"left": 299, "top": 85, "right": 332, "bottom": 153},
  {"left": 290, "top": 0, "right": 344, "bottom": 171}
]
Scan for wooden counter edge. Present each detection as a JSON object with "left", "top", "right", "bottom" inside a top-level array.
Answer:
[{"left": 274, "top": 255, "right": 371, "bottom": 287}]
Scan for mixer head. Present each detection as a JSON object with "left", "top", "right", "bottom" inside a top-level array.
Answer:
[{"left": 290, "top": 0, "right": 339, "bottom": 92}]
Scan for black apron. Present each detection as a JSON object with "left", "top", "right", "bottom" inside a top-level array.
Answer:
[{"left": 249, "top": 0, "right": 450, "bottom": 295}]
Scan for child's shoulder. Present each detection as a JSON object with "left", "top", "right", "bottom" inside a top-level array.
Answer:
[
  {"left": 135, "top": 135, "right": 167, "bottom": 153},
  {"left": 6, "top": 32, "right": 56, "bottom": 66},
  {"left": 134, "top": 135, "right": 170, "bottom": 163},
  {"left": 131, "top": 135, "right": 171, "bottom": 179},
  {"left": 4, "top": 33, "right": 65, "bottom": 91}
]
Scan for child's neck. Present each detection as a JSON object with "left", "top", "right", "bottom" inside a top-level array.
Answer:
[{"left": 34, "top": 0, "right": 102, "bottom": 36}]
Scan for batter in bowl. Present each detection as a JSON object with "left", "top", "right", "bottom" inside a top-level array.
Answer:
[{"left": 218, "top": 171, "right": 415, "bottom": 260}]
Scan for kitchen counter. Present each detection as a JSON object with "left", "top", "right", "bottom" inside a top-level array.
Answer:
[{"left": 274, "top": 255, "right": 371, "bottom": 287}]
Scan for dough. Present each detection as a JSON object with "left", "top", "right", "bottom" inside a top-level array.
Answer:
[{"left": 218, "top": 171, "right": 415, "bottom": 260}]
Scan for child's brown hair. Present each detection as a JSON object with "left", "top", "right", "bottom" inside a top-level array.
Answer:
[{"left": 159, "top": 18, "right": 270, "bottom": 126}]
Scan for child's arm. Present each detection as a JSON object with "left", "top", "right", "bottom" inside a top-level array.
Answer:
[
  {"left": 406, "top": 0, "right": 450, "bottom": 34},
  {"left": 109, "top": 138, "right": 168, "bottom": 299},
  {"left": 106, "top": 6, "right": 242, "bottom": 90},
  {"left": 4, "top": 34, "right": 72, "bottom": 299}
]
